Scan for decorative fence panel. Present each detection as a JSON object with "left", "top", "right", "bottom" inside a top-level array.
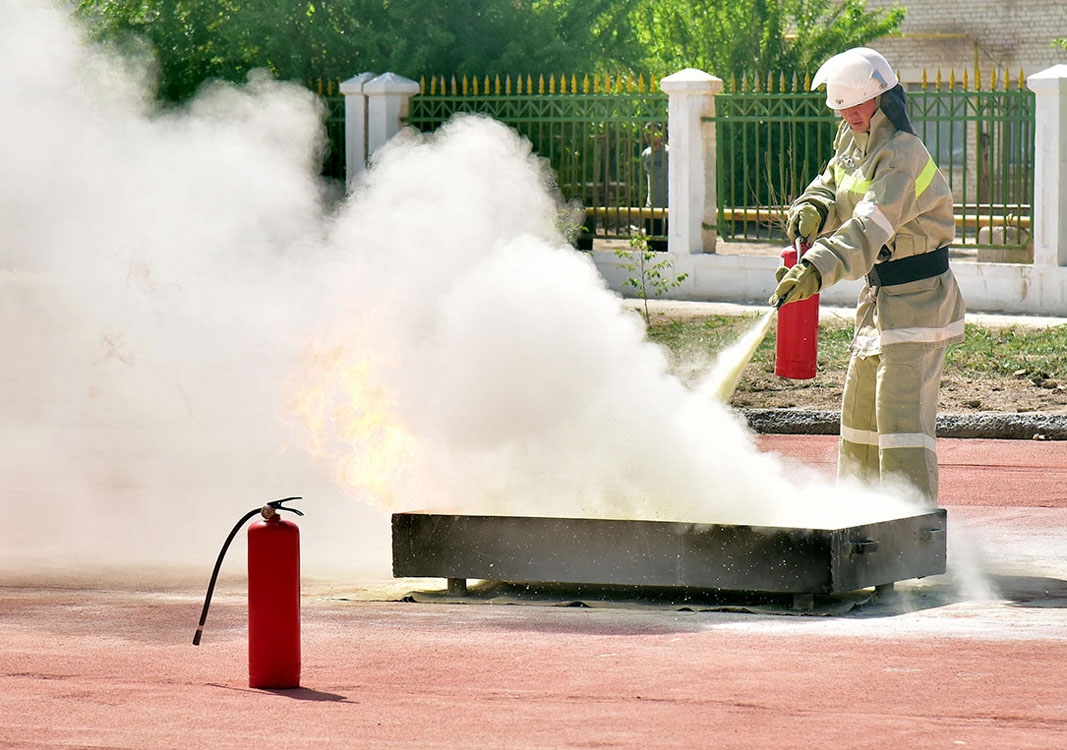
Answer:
[
  {"left": 405, "top": 75, "right": 668, "bottom": 243},
  {"left": 311, "top": 79, "right": 346, "bottom": 180},
  {"left": 709, "top": 70, "right": 1035, "bottom": 250}
]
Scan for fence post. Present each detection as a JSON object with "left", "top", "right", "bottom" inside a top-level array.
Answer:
[
  {"left": 340, "top": 72, "right": 377, "bottom": 186},
  {"left": 365, "top": 73, "right": 421, "bottom": 158},
  {"left": 1027, "top": 64, "right": 1067, "bottom": 269},
  {"left": 660, "top": 69, "right": 724, "bottom": 255}
]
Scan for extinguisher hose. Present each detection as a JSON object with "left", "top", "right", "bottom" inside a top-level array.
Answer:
[{"left": 192, "top": 496, "right": 303, "bottom": 646}]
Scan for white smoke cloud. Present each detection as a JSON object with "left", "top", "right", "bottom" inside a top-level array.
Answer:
[{"left": 1, "top": 0, "right": 929, "bottom": 587}]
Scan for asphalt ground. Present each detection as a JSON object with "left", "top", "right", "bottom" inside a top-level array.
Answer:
[{"left": 2, "top": 434, "right": 1065, "bottom": 750}]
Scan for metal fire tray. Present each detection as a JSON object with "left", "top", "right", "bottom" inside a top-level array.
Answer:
[{"left": 392, "top": 510, "right": 947, "bottom": 600}]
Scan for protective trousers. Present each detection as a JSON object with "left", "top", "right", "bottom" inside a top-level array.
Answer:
[{"left": 838, "top": 345, "right": 947, "bottom": 504}]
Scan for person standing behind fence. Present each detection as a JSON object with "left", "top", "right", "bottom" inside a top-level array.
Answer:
[
  {"left": 641, "top": 122, "right": 669, "bottom": 251},
  {"left": 769, "top": 47, "right": 965, "bottom": 505}
]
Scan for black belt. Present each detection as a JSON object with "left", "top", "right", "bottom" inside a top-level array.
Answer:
[{"left": 867, "top": 246, "right": 949, "bottom": 287}]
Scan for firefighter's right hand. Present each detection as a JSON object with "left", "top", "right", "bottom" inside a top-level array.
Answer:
[
  {"left": 769, "top": 260, "right": 821, "bottom": 306},
  {"left": 786, "top": 204, "right": 821, "bottom": 243}
]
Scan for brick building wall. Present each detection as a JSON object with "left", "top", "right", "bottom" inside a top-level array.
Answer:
[{"left": 864, "top": 0, "right": 1067, "bottom": 83}]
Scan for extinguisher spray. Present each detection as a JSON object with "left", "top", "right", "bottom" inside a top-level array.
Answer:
[
  {"left": 775, "top": 239, "right": 820, "bottom": 379},
  {"left": 193, "top": 496, "right": 304, "bottom": 689}
]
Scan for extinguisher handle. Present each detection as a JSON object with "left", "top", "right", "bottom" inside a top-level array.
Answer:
[
  {"left": 192, "top": 496, "right": 304, "bottom": 646},
  {"left": 266, "top": 496, "right": 304, "bottom": 517}
]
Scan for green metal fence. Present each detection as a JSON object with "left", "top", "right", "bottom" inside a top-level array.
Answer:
[
  {"left": 321, "top": 93, "right": 346, "bottom": 180},
  {"left": 710, "top": 70, "right": 1035, "bottom": 250},
  {"left": 310, "top": 79, "right": 346, "bottom": 180},
  {"left": 320, "top": 69, "right": 1035, "bottom": 253},
  {"left": 405, "top": 74, "right": 668, "bottom": 244}
]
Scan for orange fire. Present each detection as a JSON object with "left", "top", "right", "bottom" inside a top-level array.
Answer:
[{"left": 286, "top": 336, "right": 415, "bottom": 510}]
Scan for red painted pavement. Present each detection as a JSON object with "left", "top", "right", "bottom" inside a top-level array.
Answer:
[{"left": 1, "top": 437, "right": 1065, "bottom": 749}]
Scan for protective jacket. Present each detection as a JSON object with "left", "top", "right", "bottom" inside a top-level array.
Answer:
[{"left": 788, "top": 108, "right": 965, "bottom": 357}]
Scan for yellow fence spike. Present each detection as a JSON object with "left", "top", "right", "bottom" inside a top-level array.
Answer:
[
  {"left": 494, "top": 75, "right": 501, "bottom": 95},
  {"left": 963, "top": 69, "right": 968, "bottom": 91},
  {"left": 559, "top": 74, "right": 566, "bottom": 94},
  {"left": 527, "top": 74, "right": 533, "bottom": 93},
  {"left": 1019, "top": 68, "right": 1025, "bottom": 90},
  {"left": 584, "top": 74, "right": 590, "bottom": 94},
  {"left": 472, "top": 76, "right": 479, "bottom": 95},
  {"left": 536, "top": 74, "right": 543, "bottom": 94},
  {"left": 950, "top": 69, "right": 956, "bottom": 90},
  {"left": 991, "top": 68, "right": 997, "bottom": 91},
  {"left": 804, "top": 71, "right": 812, "bottom": 90},
  {"left": 637, "top": 73, "right": 645, "bottom": 92},
  {"left": 936, "top": 68, "right": 942, "bottom": 90},
  {"left": 975, "top": 67, "right": 981, "bottom": 91},
  {"left": 922, "top": 67, "right": 927, "bottom": 90},
  {"left": 419, "top": 76, "right": 425, "bottom": 95},
  {"left": 650, "top": 73, "right": 657, "bottom": 93}
]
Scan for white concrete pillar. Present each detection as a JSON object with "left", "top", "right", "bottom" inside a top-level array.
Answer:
[
  {"left": 660, "top": 69, "right": 724, "bottom": 255},
  {"left": 365, "top": 73, "right": 421, "bottom": 158},
  {"left": 1027, "top": 64, "right": 1067, "bottom": 268},
  {"left": 340, "top": 72, "right": 377, "bottom": 186}
]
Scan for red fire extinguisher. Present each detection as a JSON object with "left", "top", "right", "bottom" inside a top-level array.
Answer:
[
  {"left": 193, "top": 496, "right": 303, "bottom": 689},
  {"left": 775, "top": 239, "right": 819, "bottom": 379}
]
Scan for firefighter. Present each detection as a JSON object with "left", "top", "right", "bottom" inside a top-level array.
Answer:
[{"left": 769, "top": 47, "right": 965, "bottom": 504}]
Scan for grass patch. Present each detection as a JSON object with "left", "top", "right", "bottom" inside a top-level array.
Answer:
[
  {"left": 946, "top": 325, "right": 1067, "bottom": 379},
  {"left": 647, "top": 314, "right": 854, "bottom": 377},
  {"left": 648, "top": 314, "right": 1067, "bottom": 380}
]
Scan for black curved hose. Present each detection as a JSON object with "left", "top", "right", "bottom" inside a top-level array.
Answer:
[{"left": 192, "top": 496, "right": 304, "bottom": 646}]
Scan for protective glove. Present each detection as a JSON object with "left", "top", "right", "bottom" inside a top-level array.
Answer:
[
  {"left": 769, "top": 260, "right": 821, "bottom": 307},
  {"left": 786, "top": 204, "right": 822, "bottom": 243}
]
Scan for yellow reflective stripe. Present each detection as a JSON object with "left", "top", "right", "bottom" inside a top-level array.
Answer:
[
  {"left": 915, "top": 157, "right": 937, "bottom": 198},
  {"left": 833, "top": 164, "right": 870, "bottom": 195}
]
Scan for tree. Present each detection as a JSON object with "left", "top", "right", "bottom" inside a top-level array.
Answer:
[
  {"left": 629, "top": 0, "right": 905, "bottom": 78},
  {"left": 75, "top": 0, "right": 647, "bottom": 102}
]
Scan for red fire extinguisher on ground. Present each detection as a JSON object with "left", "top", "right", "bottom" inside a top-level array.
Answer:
[
  {"left": 775, "top": 239, "right": 820, "bottom": 379},
  {"left": 193, "top": 496, "right": 303, "bottom": 689}
]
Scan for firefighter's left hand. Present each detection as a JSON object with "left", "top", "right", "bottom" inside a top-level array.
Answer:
[{"left": 769, "top": 260, "right": 821, "bottom": 306}]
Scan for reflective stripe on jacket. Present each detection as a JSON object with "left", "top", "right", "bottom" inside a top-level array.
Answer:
[{"left": 788, "top": 109, "right": 965, "bottom": 355}]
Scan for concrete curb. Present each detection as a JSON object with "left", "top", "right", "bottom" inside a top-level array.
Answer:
[{"left": 743, "top": 409, "right": 1067, "bottom": 440}]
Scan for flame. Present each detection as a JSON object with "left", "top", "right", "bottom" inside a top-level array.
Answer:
[{"left": 286, "top": 336, "right": 415, "bottom": 510}]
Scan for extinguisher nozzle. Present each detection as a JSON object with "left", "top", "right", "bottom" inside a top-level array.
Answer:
[{"left": 193, "top": 626, "right": 204, "bottom": 646}]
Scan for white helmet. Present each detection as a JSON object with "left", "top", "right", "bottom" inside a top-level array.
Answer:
[{"left": 812, "top": 47, "right": 898, "bottom": 110}]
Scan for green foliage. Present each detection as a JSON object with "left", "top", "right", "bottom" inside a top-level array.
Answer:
[
  {"left": 75, "top": 0, "right": 903, "bottom": 104},
  {"left": 614, "top": 232, "right": 688, "bottom": 325},
  {"left": 629, "top": 0, "right": 905, "bottom": 78},
  {"left": 75, "top": 0, "right": 646, "bottom": 102}
]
